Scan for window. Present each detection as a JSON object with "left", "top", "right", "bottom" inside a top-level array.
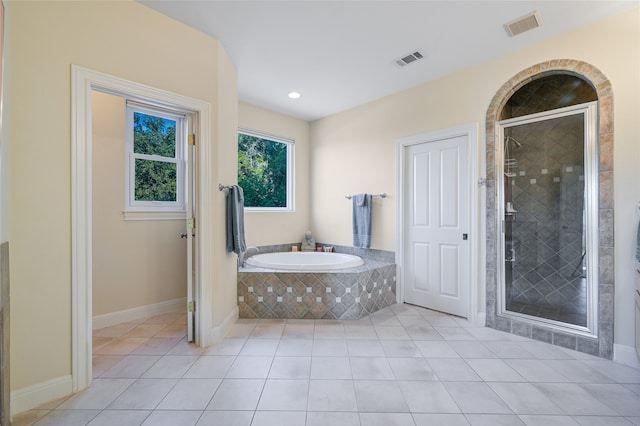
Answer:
[
  {"left": 126, "top": 103, "right": 185, "bottom": 215},
  {"left": 238, "top": 130, "right": 294, "bottom": 210}
]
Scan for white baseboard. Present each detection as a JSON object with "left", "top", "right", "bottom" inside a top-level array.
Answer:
[
  {"left": 93, "top": 298, "right": 187, "bottom": 330},
  {"left": 613, "top": 343, "right": 640, "bottom": 369},
  {"left": 210, "top": 306, "right": 239, "bottom": 345},
  {"left": 11, "top": 374, "right": 72, "bottom": 416}
]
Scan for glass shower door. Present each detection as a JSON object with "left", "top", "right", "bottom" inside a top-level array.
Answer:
[{"left": 498, "top": 102, "right": 598, "bottom": 332}]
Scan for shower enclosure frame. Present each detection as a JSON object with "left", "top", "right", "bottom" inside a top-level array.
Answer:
[{"left": 495, "top": 101, "right": 599, "bottom": 337}]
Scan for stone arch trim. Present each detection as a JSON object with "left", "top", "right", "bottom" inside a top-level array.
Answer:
[{"left": 484, "top": 59, "right": 614, "bottom": 358}]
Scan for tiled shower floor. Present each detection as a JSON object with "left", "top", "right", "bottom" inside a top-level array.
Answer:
[{"left": 13, "top": 304, "right": 640, "bottom": 426}]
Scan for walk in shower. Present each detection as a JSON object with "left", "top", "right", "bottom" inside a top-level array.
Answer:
[{"left": 497, "top": 74, "right": 599, "bottom": 334}]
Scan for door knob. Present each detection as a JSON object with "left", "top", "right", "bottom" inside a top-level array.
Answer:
[{"left": 180, "top": 233, "right": 188, "bottom": 239}]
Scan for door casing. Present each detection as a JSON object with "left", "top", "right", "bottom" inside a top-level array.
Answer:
[
  {"left": 396, "top": 123, "right": 481, "bottom": 323},
  {"left": 71, "top": 65, "right": 214, "bottom": 393}
]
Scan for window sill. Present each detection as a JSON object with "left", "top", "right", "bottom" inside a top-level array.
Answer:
[{"left": 123, "top": 210, "right": 187, "bottom": 221}]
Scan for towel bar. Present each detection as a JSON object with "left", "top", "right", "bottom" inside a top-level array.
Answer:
[{"left": 345, "top": 193, "right": 386, "bottom": 200}]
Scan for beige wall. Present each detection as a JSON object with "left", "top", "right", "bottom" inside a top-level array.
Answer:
[
  {"left": 213, "top": 46, "right": 240, "bottom": 327},
  {"left": 310, "top": 8, "right": 640, "bottom": 350},
  {"left": 92, "top": 92, "right": 186, "bottom": 317},
  {"left": 239, "top": 102, "right": 311, "bottom": 246},
  {"left": 3, "top": 0, "right": 238, "bottom": 392}
]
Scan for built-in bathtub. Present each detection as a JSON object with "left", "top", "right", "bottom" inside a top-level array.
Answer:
[
  {"left": 245, "top": 252, "right": 364, "bottom": 271},
  {"left": 238, "top": 244, "right": 396, "bottom": 320}
]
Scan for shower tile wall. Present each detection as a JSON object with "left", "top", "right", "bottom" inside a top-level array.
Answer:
[{"left": 506, "top": 114, "right": 587, "bottom": 326}]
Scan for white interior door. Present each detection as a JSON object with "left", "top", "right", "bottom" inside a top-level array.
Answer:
[
  {"left": 185, "top": 118, "right": 196, "bottom": 343},
  {"left": 403, "top": 135, "right": 470, "bottom": 317}
]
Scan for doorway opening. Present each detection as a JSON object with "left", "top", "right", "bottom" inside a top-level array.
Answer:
[
  {"left": 485, "top": 61, "right": 615, "bottom": 359},
  {"left": 91, "top": 91, "right": 196, "bottom": 364},
  {"left": 72, "top": 66, "right": 214, "bottom": 393}
]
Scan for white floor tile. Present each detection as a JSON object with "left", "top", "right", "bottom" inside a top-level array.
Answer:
[
  {"left": 108, "top": 378, "right": 177, "bottom": 410},
  {"left": 414, "top": 340, "right": 460, "bottom": 358},
  {"left": 307, "top": 411, "right": 359, "bottom": 426},
  {"left": 428, "top": 359, "right": 482, "bottom": 382},
  {"left": 204, "top": 338, "right": 246, "bottom": 356},
  {"left": 58, "top": 378, "right": 134, "bottom": 409},
  {"left": 488, "top": 382, "right": 564, "bottom": 414},
  {"left": 184, "top": 355, "right": 236, "bottom": 379},
  {"left": 269, "top": 356, "right": 312, "bottom": 379},
  {"left": 353, "top": 380, "right": 409, "bottom": 412},
  {"left": 443, "top": 382, "right": 512, "bottom": 414},
  {"left": 398, "top": 381, "right": 460, "bottom": 413},
  {"left": 388, "top": 357, "right": 437, "bottom": 380},
  {"left": 466, "top": 358, "right": 525, "bottom": 382},
  {"left": 206, "top": 379, "right": 264, "bottom": 410},
  {"left": 572, "top": 416, "right": 636, "bottom": 425},
  {"left": 39, "top": 304, "right": 635, "bottom": 426},
  {"left": 531, "top": 383, "right": 618, "bottom": 416},
  {"left": 275, "top": 339, "right": 313, "bottom": 356},
  {"left": 100, "top": 355, "right": 160, "bottom": 378},
  {"left": 251, "top": 411, "right": 306, "bottom": 426},
  {"left": 141, "top": 355, "right": 198, "bottom": 378},
  {"left": 257, "top": 379, "right": 309, "bottom": 411},
  {"left": 86, "top": 410, "right": 151, "bottom": 426},
  {"left": 156, "top": 378, "right": 221, "bottom": 410},
  {"left": 31, "top": 409, "right": 101, "bottom": 426},
  {"left": 140, "top": 410, "right": 202, "bottom": 426},
  {"left": 239, "top": 338, "right": 280, "bottom": 356},
  {"left": 359, "top": 412, "right": 416, "bottom": 426},
  {"left": 311, "top": 339, "right": 349, "bottom": 356},
  {"left": 380, "top": 340, "right": 422, "bottom": 357},
  {"left": 196, "top": 410, "right": 253, "bottom": 426},
  {"left": 347, "top": 340, "right": 385, "bottom": 357},
  {"left": 225, "top": 356, "right": 273, "bottom": 378},
  {"left": 310, "top": 356, "right": 351, "bottom": 379},
  {"left": 307, "top": 380, "right": 358, "bottom": 412},
  {"left": 350, "top": 357, "right": 395, "bottom": 380},
  {"left": 518, "top": 415, "right": 581, "bottom": 425},
  {"left": 412, "top": 413, "right": 470, "bottom": 426},
  {"left": 465, "top": 414, "right": 525, "bottom": 425}
]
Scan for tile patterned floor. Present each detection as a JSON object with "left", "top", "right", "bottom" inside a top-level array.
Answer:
[{"left": 13, "top": 304, "right": 640, "bottom": 426}]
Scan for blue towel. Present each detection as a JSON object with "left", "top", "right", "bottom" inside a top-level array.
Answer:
[
  {"left": 352, "top": 193, "right": 373, "bottom": 248},
  {"left": 226, "top": 185, "right": 247, "bottom": 255}
]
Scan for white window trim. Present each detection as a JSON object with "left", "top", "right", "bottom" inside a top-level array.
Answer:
[
  {"left": 239, "top": 128, "right": 295, "bottom": 212},
  {"left": 124, "top": 103, "right": 187, "bottom": 218}
]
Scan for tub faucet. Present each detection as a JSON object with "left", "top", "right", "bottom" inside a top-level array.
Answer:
[{"left": 239, "top": 246, "right": 259, "bottom": 267}]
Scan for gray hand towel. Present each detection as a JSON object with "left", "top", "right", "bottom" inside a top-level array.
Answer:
[
  {"left": 353, "top": 193, "right": 372, "bottom": 248},
  {"left": 226, "top": 185, "right": 247, "bottom": 255}
]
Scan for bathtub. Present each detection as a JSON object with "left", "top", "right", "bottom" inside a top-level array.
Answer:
[
  {"left": 245, "top": 251, "right": 364, "bottom": 271},
  {"left": 238, "top": 247, "right": 397, "bottom": 319}
]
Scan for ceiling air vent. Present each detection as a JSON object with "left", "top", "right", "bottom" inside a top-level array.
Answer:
[
  {"left": 395, "top": 50, "right": 424, "bottom": 67},
  {"left": 504, "top": 11, "right": 543, "bottom": 37}
]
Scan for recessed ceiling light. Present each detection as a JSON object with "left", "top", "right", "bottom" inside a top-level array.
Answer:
[{"left": 288, "top": 92, "right": 301, "bottom": 99}]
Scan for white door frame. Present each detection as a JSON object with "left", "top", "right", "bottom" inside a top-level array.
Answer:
[
  {"left": 71, "top": 65, "right": 213, "bottom": 392},
  {"left": 396, "top": 123, "right": 481, "bottom": 323}
]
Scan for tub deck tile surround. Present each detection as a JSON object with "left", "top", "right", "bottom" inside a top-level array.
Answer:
[{"left": 238, "top": 245, "right": 396, "bottom": 320}]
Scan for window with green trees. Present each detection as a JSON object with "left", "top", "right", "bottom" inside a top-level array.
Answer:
[
  {"left": 126, "top": 104, "right": 185, "bottom": 211},
  {"left": 238, "top": 130, "right": 293, "bottom": 209}
]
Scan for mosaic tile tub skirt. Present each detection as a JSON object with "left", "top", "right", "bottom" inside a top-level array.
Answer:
[{"left": 237, "top": 258, "right": 397, "bottom": 320}]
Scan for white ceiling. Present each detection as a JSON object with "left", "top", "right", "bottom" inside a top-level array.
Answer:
[{"left": 140, "top": 1, "right": 638, "bottom": 121}]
